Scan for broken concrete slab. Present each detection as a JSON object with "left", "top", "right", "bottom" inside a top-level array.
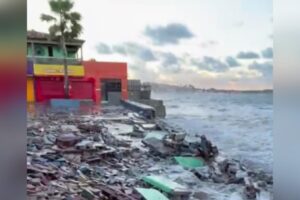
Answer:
[
  {"left": 142, "top": 175, "right": 190, "bottom": 196},
  {"left": 142, "top": 137, "right": 174, "bottom": 156},
  {"left": 174, "top": 156, "right": 204, "bottom": 169},
  {"left": 144, "top": 130, "right": 168, "bottom": 140},
  {"left": 135, "top": 188, "right": 169, "bottom": 200},
  {"left": 140, "top": 123, "right": 157, "bottom": 130},
  {"left": 169, "top": 132, "right": 186, "bottom": 142}
]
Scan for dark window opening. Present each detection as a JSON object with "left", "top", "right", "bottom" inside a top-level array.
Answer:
[
  {"left": 106, "top": 81, "right": 121, "bottom": 92},
  {"left": 48, "top": 46, "right": 53, "bottom": 57},
  {"left": 35, "top": 46, "right": 45, "bottom": 56},
  {"left": 101, "top": 79, "right": 122, "bottom": 101},
  {"left": 66, "top": 46, "right": 78, "bottom": 53}
]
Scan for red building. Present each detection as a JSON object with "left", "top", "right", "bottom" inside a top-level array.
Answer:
[
  {"left": 33, "top": 61, "right": 128, "bottom": 104},
  {"left": 83, "top": 61, "right": 128, "bottom": 104}
]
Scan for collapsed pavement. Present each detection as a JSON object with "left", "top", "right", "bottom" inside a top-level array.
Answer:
[{"left": 27, "top": 106, "right": 272, "bottom": 200}]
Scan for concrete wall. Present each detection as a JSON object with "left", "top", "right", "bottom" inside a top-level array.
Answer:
[
  {"left": 137, "top": 99, "right": 166, "bottom": 118},
  {"left": 121, "top": 100, "right": 156, "bottom": 120}
]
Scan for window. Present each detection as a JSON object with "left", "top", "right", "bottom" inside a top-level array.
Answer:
[
  {"left": 48, "top": 46, "right": 53, "bottom": 57},
  {"left": 67, "top": 47, "right": 78, "bottom": 58},
  {"left": 35, "top": 46, "right": 46, "bottom": 56},
  {"left": 27, "top": 46, "right": 31, "bottom": 56}
]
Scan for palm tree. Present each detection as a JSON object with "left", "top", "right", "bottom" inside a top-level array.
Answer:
[{"left": 41, "top": 0, "right": 82, "bottom": 98}]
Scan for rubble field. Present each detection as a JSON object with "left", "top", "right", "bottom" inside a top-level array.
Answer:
[{"left": 27, "top": 106, "right": 273, "bottom": 200}]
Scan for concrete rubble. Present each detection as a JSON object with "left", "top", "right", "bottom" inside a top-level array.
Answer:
[{"left": 27, "top": 107, "right": 272, "bottom": 200}]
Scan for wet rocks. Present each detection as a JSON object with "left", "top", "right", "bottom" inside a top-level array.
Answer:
[
  {"left": 195, "top": 135, "right": 218, "bottom": 161},
  {"left": 143, "top": 137, "right": 174, "bottom": 156}
]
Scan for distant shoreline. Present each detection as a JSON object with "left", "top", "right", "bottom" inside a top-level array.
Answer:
[{"left": 148, "top": 82, "right": 273, "bottom": 94}]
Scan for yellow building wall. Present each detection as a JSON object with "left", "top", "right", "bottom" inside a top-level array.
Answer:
[
  {"left": 27, "top": 77, "right": 35, "bottom": 102},
  {"left": 33, "top": 64, "right": 84, "bottom": 76}
]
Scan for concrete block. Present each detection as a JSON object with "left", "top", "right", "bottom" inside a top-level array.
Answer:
[{"left": 50, "top": 99, "right": 80, "bottom": 108}]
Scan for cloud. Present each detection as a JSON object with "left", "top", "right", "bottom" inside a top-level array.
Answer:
[
  {"left": 144, "top": 23, "right": 194, "bottom": 45},
  {"left": 192, "top": 56, "right": 229, "bottom": 72},
  {"left": 200, "top": 40, "right": 218, "bottom": 48},
  {"left": 112, "top": 42, "right": 157, "bottom": 61},
  {"left": 237, "top": 51, "right": 260, "bottom": 59},
  {"left": 112, "top": 45, "right": 127, "bottom": 55},
  {"left": 269, "top": 34, "right": 273, "bottom": 39},
  {"left": 226, "top": 56, "right": 240, "bottom": 67},
  {"left": 128, "top": 61, "right": 159, "bottom": 82},
  {"left": 248, "top": 61, "right": 273, "bottom": 77},
  {"left": 159, "top": 52, "right": 181, "bottom": 73},
  {"left": 161, "top": 52, "right": 178, "bottom": 66},
  {"left": 233, "top": 21, "right": 244, "bottom": 27},
  {"left": 96, "top": 43, "right": 112, "bottom": 54},
  {"left": 261, "top": 47, "right": 273, "bottom": 58}
]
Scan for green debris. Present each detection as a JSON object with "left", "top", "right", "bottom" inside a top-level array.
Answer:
[
  {"left": 136, "top": 188, "right": 169, "bottom": 200},
  {"left": 142, "top": 175, "right": 187, "bottom": 194},
  {"left": 174, "top": 156, "right": 204, "bottom": 169}
]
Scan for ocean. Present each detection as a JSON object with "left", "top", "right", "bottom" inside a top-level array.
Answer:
[{"left": 152, "top": 90, "right": 273, "bottom": 173}]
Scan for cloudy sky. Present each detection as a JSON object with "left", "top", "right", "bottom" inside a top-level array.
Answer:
[{"left": 27, "top": 0, "right": 273, "bottom": 90}]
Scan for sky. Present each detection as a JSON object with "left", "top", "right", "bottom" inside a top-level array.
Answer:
[{"left": 27, "top": 0, "right": 273, "bottom": 90}]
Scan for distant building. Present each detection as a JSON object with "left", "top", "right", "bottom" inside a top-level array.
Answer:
[{"left": 27, "top": 30, "right": 128, "bottom": 104}]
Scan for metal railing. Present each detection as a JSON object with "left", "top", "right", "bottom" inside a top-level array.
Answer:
[{"left": 27, "top": 56, "right": 82, "bottom": 65}]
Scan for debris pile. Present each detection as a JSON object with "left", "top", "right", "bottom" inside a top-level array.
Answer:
[{"left": 27, "top": 107, "right": 272, "bottom": 200}]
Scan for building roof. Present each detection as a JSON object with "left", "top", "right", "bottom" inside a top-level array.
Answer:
[{"left": 27, "top": 30, "right": 85, "bottom": 45}]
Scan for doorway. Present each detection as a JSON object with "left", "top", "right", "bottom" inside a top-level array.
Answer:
[{"left": 101, "top": 79, "right": 122, "bottom": 105}]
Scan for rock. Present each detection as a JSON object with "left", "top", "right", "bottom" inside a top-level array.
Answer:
[
  {"left": 243, "top": 177, "right": 260, "bottom": 200},
  {"left": 193, "top": 191, "right": 209, "bottom": 200},
  {"left": 61, "top": 125, "right": 80, "bottom": 133},
  {"left": 236, "top": 170, "right": 248, "bottom": 180},
  {"left": 192, "top": 166, "right": 211, "bottom": 180},
  {"left": 133, "top": 124, "right": 145, "bottom": 133},
  {"left": 212, "top": 174, "right": 226, "bottom": 183},
  {"left": 170, "top": 132, "right": 186, "bottom": 142},
  {"left": 142, "top": 137, "right": 174, "bottom": 156},
  {"left": 43, "top": 134, "right": 56, "bottom": 145},
  {"left": 196, "top": 135, "right": 218, "bottom": 161},
  {"left": 75, "top": 140, "right": 93, "bottom": 150}
]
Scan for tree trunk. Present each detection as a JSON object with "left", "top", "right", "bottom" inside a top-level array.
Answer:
[{"left": 61, "top": 36, "right": 69, "bottom": 98}]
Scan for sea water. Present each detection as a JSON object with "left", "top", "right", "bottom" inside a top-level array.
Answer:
[
  {"left": 153, "top": 90, "right": 273, "bottom": 173},
  {"left": 152, "top": 90, "right": 273, "bottom": 199}
]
